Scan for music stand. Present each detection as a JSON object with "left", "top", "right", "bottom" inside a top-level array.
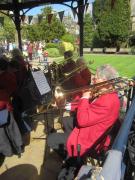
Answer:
[{"left": 29, "top": 70, "right": 53, "bottom": 138}]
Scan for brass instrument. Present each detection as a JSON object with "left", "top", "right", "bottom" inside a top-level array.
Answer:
[
  {"left": 57, "top": 63, "right": 95, "bottom": 85},
  {"left": 52, "top": 61, "right": 96, "bottom": 86},
  {"left": 49, "top": 57, "right": 95, "bottom": 82},
  {"left": 64, "top": 62, "right": 95, "bottom": 77},
  {"left": 54, "top": 77, "right": 134, "bottom": 107}
]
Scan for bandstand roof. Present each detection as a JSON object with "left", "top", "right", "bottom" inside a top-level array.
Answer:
[
  {"left": 0, "top": 0, "right": 79, "bottom": 11},
  {"left": 0, "top": 0, "right": 88, "bottom": 55}
]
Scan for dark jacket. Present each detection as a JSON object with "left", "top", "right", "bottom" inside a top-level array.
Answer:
[{"left": 0, "top": 111, "right": 23, "bottom": 157}]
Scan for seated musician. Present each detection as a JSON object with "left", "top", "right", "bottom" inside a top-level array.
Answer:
[
  {"left": 62, "top": 50, "right": 76, "bottom": 73},
  {"left": 11, "top": 48, "right": 30, "bottom": 85},
  {"left": 75, "top": 57, "right": 91, "bottom": 85},
  {"left": 0, "top": 57, "right": 17, "bottom": 97},
  {"left": 61, "top": 52, "right": 91, "bottom": 91},
  {"left": 59, "top": 50, "right": 76, "bottom": 90},
  {"left": 10, "top": 49, "right": 31, "bottom": 142},
  {"left": 67, "top": 57, "right": 91, "bottom": 106},
  {"left": 47, "top": 64, "right": 120, "bottom": 158}
]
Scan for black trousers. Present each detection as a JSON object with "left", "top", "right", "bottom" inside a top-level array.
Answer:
[{"left": 47, "top": 116, "right": 75, "bottom": 151}]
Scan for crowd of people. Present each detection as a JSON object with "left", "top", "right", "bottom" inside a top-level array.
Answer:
[{"left": 0, "top": 41, "right": 48, "bottom": 62}]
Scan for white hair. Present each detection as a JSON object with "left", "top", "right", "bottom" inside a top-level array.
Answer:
[{"left": 97, "top": 64, "right": 119, "bottom": 80}]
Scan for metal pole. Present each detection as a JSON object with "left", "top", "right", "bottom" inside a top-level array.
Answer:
[
  {"left": 78, "top": 0, "right": 84, "bottom": 56},
  {"left": 13, "top": 0, "right": 22, "bottom": 51},
  {"left": 14, "top": 9, "right": 22, "bottom": 51}
]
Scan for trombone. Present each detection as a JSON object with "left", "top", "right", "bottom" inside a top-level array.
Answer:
[
  {"left": 54, "top": 77, "right": 134, "bottom": 107},
  {"left": 54, "top": 61, "right": 96, "bottom": 85}
]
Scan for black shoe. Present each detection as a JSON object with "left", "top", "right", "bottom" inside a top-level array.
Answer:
[
  {"left": 54, "top": 149, "right": 67, "bottom": 160},
  {"left": 49, "top": 128, "right": 57, "bottom": 133}
]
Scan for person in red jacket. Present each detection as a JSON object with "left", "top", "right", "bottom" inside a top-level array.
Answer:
[
  {"left": 72, "top": 57, "right": 91, "bottom": 87},
  {"left": 11, "top": 48, "right": 30, "bottom": 86},
  {"left": 0, "top": 57, "right": 17, "bottom": 111},
  {"left": 56, "top": 55, "right": 91, "bottom": 106},
  {"left": 47, "top": 64, "right": 120, "bottom": 158},
  {"left": 61, "top": 52, "right": 91, "bottom": 91},
  {"left": 59, "top": 50, "right": 76, "bottom": 90},
  {"left": 63, "top": 57, "right": 92, "bottom": 110}
]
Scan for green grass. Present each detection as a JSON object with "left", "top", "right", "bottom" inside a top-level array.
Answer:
[
  {"left": 51, "top": 54, "right": 135, "bottom": 78},
  {"left": 84, "top": 54, "right": 135, "bottom": 78}
]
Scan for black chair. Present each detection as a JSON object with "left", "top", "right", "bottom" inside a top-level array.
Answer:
[{"left": 57, "top": 119, "right": 121, "bottom": 180}]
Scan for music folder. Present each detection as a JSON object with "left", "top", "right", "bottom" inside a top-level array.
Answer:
[{"left": 31, "top": 70, "right": 51, "bottom": 96}]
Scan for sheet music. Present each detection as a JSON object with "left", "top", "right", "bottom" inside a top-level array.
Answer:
[{"left": 32, "top": 71, "right": 51, "bottom": 96}]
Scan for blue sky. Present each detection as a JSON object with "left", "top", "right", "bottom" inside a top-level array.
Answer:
[
  {"left": 26, "top": 4, "right": 68, "bottom": 15},
  {"left": 26, "top": 0, "right": 95, "bottom": 15}
]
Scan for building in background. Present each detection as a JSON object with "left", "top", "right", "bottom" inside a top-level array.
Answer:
[{"left": 61, "top": 14, "right": 79, "bottom": 35}]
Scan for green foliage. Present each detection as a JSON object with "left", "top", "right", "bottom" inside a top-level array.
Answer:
[
  {"left": 0, "top": 14, "right": 16, "bottom": 42},
  {"left": 41, "top": 6, "right": 52, "bottom": 16},
  {"left": 92, "top": 31, "right": 105, "bottom": 48},
  {"left": 45, "top": 43, "right": 59, "bottom": 49},
  {"left": 84, "top": 14, "right": 94, "bottom": 47},
  {"left": 22, "top": 6, "right": 66, "bottom": 42},
  {"left": 22, "top": 24, "right": 43, "bottom": 41},
  {"left": 93, "top": 0, "right": 131, "bottom": 49},
  {"left": 40, "top": 6, "right": 66, "bottom": 42},
  {"left": 129, "top": 32, "right": 135, "bottom": 46},
  {"left": 62, "top": 33, "right": 75, "bottom": 44},
  {"left": 130, "top": 46, "right": 135, "bottom": 55},
  {"left": 46, "top": 48, "right": 60, "bottom": 57}
]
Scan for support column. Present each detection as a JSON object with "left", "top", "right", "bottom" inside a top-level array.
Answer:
[
  {"left": 78, "top": 0, "right": 84, "bottom": 56},
  {"left": 14, "top": 9, "right": 22, "bottom": 51}
]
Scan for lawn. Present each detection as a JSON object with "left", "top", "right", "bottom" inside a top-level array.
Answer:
[
  {"left": 84, "top": 54, "right": 135, "bottom": 78},
  {"left": 52, "top": 54, "right": 135, "bottom": 78}
]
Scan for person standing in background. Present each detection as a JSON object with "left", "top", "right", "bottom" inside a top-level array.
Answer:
[{"left": 27, "top": 42, "right": 33, "bottom": 61}]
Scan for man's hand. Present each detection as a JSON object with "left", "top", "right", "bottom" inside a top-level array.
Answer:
[
  {"left": 82, "top": 90, "right": 92, "bottom": 99},
  {"left": 64, "top": 103, "right": 71, "bottom": 111}
]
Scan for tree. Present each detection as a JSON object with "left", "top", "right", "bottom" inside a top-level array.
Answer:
[
  {"left": 83, "top": 13, "right": 94, "bottom": 47},
  {"left": 22, "top": 6, "right": 66, "bottom": 42},
  {"left": 40, "top": 6, "right": 66, "bottom": 42},
  {"left": 0, "top": 13, "right": 16, "bottom": 42},
  {"left": 22, "top": 24, "right": 43, "bottom": 42},
  {"left": 62, "top": 33, "right": 76, "bottom": 44},
  {"left": 93, "top": 0, "right": 131, "bottom": 50}
]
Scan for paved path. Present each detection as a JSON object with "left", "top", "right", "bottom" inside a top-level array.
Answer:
[{"left": 0, "top": 112, "right": 63, "bottom": 180}]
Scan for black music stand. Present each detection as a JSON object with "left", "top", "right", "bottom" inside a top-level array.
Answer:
[{"left": 28, "top": 70, "right": 52, "bottom": 139}]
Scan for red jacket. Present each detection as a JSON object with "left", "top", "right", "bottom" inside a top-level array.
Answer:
[
  {"left": 61, "top": 60, "right": 76, "bottom": 90},
  {"left": 70, "top": 67, "right": 91, "bottom": 89},
  {"left": 0, "top": 72, "right": 17, "bottom": 96},
  {"left": 66, "top": 92, "right": 120, "bottom": 157},
  {"left": 0, "top": 90, "right": 13, "bottom": 111},
  {"left": 0, "top": 72, "right": 17, "bottom": 111}
]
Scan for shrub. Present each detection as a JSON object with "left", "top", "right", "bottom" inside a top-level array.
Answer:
[
  {"left": 62, "top": 33, "right": 75, "bottom": 44},
  {"left": 130, "top": 46, "right": 135, "bottom": 55},
  {"left": 46, "top": 48, "right": 60, "bottom": 57},
  {"left": 45, "top": 43, "right": 59, "bottom": 49}
]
